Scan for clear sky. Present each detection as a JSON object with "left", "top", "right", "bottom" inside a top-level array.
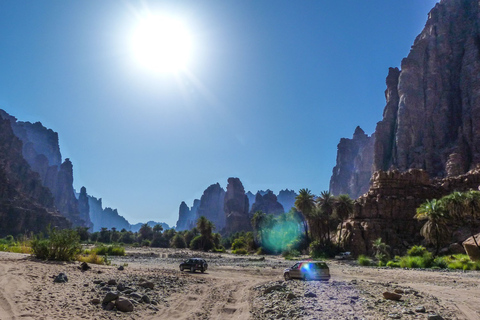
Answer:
[{"left": 0, "top": 1, "right": 439, "bottom": 227}]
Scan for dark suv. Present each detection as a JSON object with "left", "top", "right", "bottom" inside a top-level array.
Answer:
[{"left": 179, "top": 258, "right": 208, "bottom": 273}]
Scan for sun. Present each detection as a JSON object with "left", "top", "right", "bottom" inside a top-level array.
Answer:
[{"left": 131, "top": 14, "right": 193, "bottom": 73}]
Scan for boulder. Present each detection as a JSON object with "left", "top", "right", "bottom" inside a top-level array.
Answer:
[
  {"left": 115, "top": 298, "right": 134, "bottom": 312},
  {"left": 383, "top": 291, "right": 402, "bottom": 301},
  {"left": 462, "top": 234, "right": 480, "bottom": 261}
]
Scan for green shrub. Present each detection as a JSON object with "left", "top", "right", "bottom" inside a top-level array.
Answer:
[
  {"left": 232, "top": 248, "right": 248, "bottom": 255},
  {"left": 170, "top": 234, "right": 187, "bottom": 248},
  {"left": 282, "top": 248, "right": 300, "bottom": 260},
  {"left": 358, "top": 255, "right": 373, "bottom": 266},
  {"left": 31, "top": 228, "right": 81, "bottom": 261},
  {"left": 398, "top": 254, "right": 433, "bottom": 269},
  {"left": 407, "top": 245, "right": 428, "bottom": 257},
  {"left": 92, "top": 245, "right": 125, "bottom": 256},
  {"left": 141, "top": 239, "right": 151, "bottom": 247},
  {"left": 386, "top": 260, "right": 400, "bottom": 268},
  {"left": 231, "top": 237, "right": 247, "bottom": 251}
]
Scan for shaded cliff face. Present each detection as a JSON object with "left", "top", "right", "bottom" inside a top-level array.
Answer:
[
  {"left": 0, "top": 109, "right": 89, "bottom": 227},
  {"left": 330, "top": 127, "right": 375, "bottom": 198},
  {"left": 224, "top": 177, "right": 251, "bottom": 234},
  {"left": 78, "top": 186, "right": 93, "bottom": 230},
  {"left": 176, "top": 201, "right": 195, "bottom": 231},
  {"left": 277, "top": 189, "right": 297, "bottom": 212},
  {"left": 88, "top": 195, "right": 130, "bottom": 232},
  {"left": 0, "top": 118, "right": 70, "bottom": 236},
  {"left": 374, "top": 0, "right": 480, "bottom": 177},
  {"left": 250, "top": 191, "right": 284, "bottom": 216},
  {"left": 197, "top": 183, "right": 226, "bottom": 231}
]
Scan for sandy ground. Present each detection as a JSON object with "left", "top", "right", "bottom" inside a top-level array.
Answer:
[{"left": 0, "top": 248, "right": 478, "bottom": 319}]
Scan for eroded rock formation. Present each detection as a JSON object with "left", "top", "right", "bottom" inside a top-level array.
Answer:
[
  {"left": 0, "top": 118, "right": 70, "bottom": 236},
  {"left": 196, "top": 183, "right": 226, "bottom": 231},
  {"left": 340, "top": 168, "right": 480, "bottom": 256},
  {"left": 224, "top": 178, "right": 251, "bottom": 234},
  {"left": 277, "top": 189, "right": 298, "bottom": 212},
  {"left": 250, "top": 191, "right": 284, "bottom": 216},
  {"left": 330, "top": 127, "right": 375, "bottom": 198},
  {"left": 88, "top": 195, "right": 130, "bottom": 232},
  {"left": 176, "top": 201, "right": 195, "bottom": 231}
]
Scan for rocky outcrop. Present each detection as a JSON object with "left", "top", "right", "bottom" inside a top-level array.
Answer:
[
  {"left": 0, "top": 109, "right": 88, "bottom": 227},
  {"left": 77, "top": 187, "right": 93, "bottom": 230},
  {"left": 88, "top": 195, "right": 130, "bottom": 232},
  {"left": 0, "top": 118, "right": 70, "bottom": 236},
  {"left": 277, "top": 189, "right": 297, "bottom": 212},
  {"left": 332, "top": 0, "right": 480, "bottom": 196},
  {"left": 246, "top": 191, "right": 256, "bottom": 211},
  {"left": 330, "top": 127, "right": 375, "bottom": 198},
  {"left": 340, "top": 168, "right": 480, "bottom": 256},
  {"left": 130, "top": 221, "right": 170, "bottom": 233},
  {"left": 224, "top": 178, "right": 251, "bottom": 234},
  {"left": 196, "top": 183, "right": 226, "bottom": 231},
  {"left": 250, "top": 191, "right": 284, "bottom": 216},
  {"left": 176, "top": 201, "right": 195, "bottom": 231}
]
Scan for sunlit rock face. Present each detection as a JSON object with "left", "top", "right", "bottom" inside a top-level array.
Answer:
[
  {"left": 330, "top": 127, "right": 375, "bottom": 199},
  {"left": 277, "top": 189, "right": 297, "bottom": 212},
  {"left": 197, "top": 183, "right": 226, "bottom": 231},
  {"left": 0, "top": 118, "right": 70, "bottom": 236},
  {"left": 224, "top": 177, "right": 251, "bottom": 234},
  {"left": 0, "top": 109, "right": 89, "bottom": 227},
  {"left": 250, "top": 190, "right": 284, "bottom": 216}
]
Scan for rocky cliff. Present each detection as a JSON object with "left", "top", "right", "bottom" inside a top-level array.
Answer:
[
  {"left": 196, "top": 183, "right": 226, "bottom": 231},
  {"left": 0, "top": 118, "right": 70, "bottom": 236},
  {"left": 250, "top": 190, "right": 284, "bottom": 216},
  {"left": 176, "top": 201, "right": 195, "bottom": 231},
  {"left": 224, "top": 178, "right": 251, "bottom": 234},
  {"left": 331, "top": 0, "right": 480, "bottom": 197},
  {"left": 88, "top": 195, "right": 130, "bottom": 232},
  {"left": 330, "top": 127, "right": 375, "bottom": 198},
  {"left": 0, "top": 109, "right": 89, "bottom": 227},
  {"left": 277, "top": 189, "right": 298, "bottom": 212},
  {"left": 340, "top": 168, "right": 480, "bottom": 256}
]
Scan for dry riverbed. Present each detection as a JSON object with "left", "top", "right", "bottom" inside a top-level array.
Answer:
[{"left": 0, "top": 248, "right": 478, "bottom": 319}]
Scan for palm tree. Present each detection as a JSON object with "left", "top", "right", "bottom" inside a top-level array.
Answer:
[
  {"left": 334, "top": 194, "right": 354, "bottom": 247},
  {"left": 316, "top": 191, "right": 335, "bottom": 244},
  {"left": 251, "top": 211, "right": 266, "bottom": 246},
  {"left": 196, "top": 216, "right": 215, "bottom": 251},
  {"left": 415, "top": 199, "right": 450, "bottom": 256},
  {"left": 294, "top": 188, "right": 315, "bottom": 242}
]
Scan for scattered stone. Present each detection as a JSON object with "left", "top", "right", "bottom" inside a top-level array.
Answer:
[
  {"left": 415, "top": 306, "right": 426, "bottom": 313},
  {"left": 104, "top": 301, "right": 115, "bottom": 311},
  {"left": 117, "top": 283, "right": 126, "bottom": 292},
  {"left": 93, "top": 280, "right": 102, "bottom": 284},
  {"left": 91, "top": 298, "right": 101, "bottom": 305},
  {"left": 107, "top": 279, "right": 117, "bottom": 286},
  {"left": 394, "top": 288, "right": 404, "bottom": 294},
  {"left": 102, "top": 291, "right": 119, "bottom": 304},
  {"left": 286, "top": 293, "right": 296, "bottom": 300},
  {"left": 304, "top": 292, "right": 317, "bottom": 298},
  {"left": 264, "top": 285, "right": 285, "bottom": 294},
  {"left": 142, "top": 295, "right": 151, "bottom": 304},
  {"left": 383, "top": 292, "right": 402, "bottom": 301},
  {"left": 139, "top": 281, "right": 154, "bottom": 289},
  {"left": 53, "top": 273, "right": 68, "bottom": 283},
  {"left": 388, "top": 313, "right": 401, "bottom": 319},
  {"left": 79, "top": 262, "right": 91, "bottom": 271},
  {"left": 129, "top": 292, "right": 143, "bottom": 301},
  {"left": 427, "top": 314, "right": 443, "bottom": 320},
  {"left": 118, "top": 265, "right": 124, "bottom": 271},
  {"left": 116, "top": 298, "right": 134, "bottom": 312}
]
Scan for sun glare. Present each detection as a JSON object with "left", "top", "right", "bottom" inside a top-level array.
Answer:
[{"left": 131, "top": 14, "right": 193, "bottom": 73}]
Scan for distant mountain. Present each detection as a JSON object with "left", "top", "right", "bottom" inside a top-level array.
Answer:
[{"left": 130, "top": 221, "right": 170, "bottom": 232}]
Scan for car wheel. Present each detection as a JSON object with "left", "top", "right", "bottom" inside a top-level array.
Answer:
[
  {"left": 201, "top": 268, "right": 205, "bottom": 273},
  {"left": 284, "top": 273, "right": 291, "bottom": 281},
  {"left": 303, "top": 274, "right": 308, "bottom": 281},
  {"left": 180, "top": 266, "right": 184, "bottom": 271}
]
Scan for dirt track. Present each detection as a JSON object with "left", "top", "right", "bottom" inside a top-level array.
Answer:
[{"left": 0, "top": 249, "right": 479, "bottom": 319}]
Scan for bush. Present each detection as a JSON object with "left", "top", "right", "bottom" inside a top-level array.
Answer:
[
  {"left": 170, "top": 234, "right": 187, "bottom": 249},
  {"left": 407, "top": 245, "right": 428, "bottom": 257},
  {"left": 386, "top": 260, "right": 400, "bottom": 268},
  {"left": 309, "top": 240, "right": 338, "bottom": 259},
  {"left": 282, "top": 248, "right": 300, "bottom": 260},
  {"left": 31, "top": 228, "right": 81, "bottom": 261},
  {"left": 77, "top": 252, "right": 105, "bottom": 265},
  {"left": 92, "top": 245, "right": 125, "bottom": 256},
  {"left": 398, "top": 254, "right": 433, "bottom": 269},
  {"left": 358, "top": 255, "right": 373, "bottom": 266},
  {"left": 141, "top": 239, "right": 151, "bottom": 247},
  {"left": 232, "top": 248, "right": 248, "bottom": 255},
  {"left": 231, "top": 237, "right": 247, "bottom": 251}
]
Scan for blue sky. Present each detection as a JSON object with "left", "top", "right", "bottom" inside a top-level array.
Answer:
[{"left": 0, "top": 1, "right": 439, "bottom": 227}]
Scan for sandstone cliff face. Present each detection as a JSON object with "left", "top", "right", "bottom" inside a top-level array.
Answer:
[
  {"left": 375, "top": 0, "right": 480, "bottom": 177},
  {"left": 0, "top": 118, "right": 70, "bottom": 236},
  {"left": 0, "top": 109, "right": 89, "bottom": 227},
  {"left": 340, "top": 168, "right": 480, "bottom": 256},
  {"left": 330, "top": 127, "right": 375, "bottom": 198},
  {"left": 331, "top": 0, "right": 480, "bottom": 196},
  {"left": 250, "top": 191, "right": 284, "bottom": 216},
  {"left": 77, "top": 186, "right": 93, "bottom": 230},
  {"left": 197, "top": 183, "right": 226, "bottom": 231},
  {"left": 224, "top": 178, "right": 251, "bottom": 234}
]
